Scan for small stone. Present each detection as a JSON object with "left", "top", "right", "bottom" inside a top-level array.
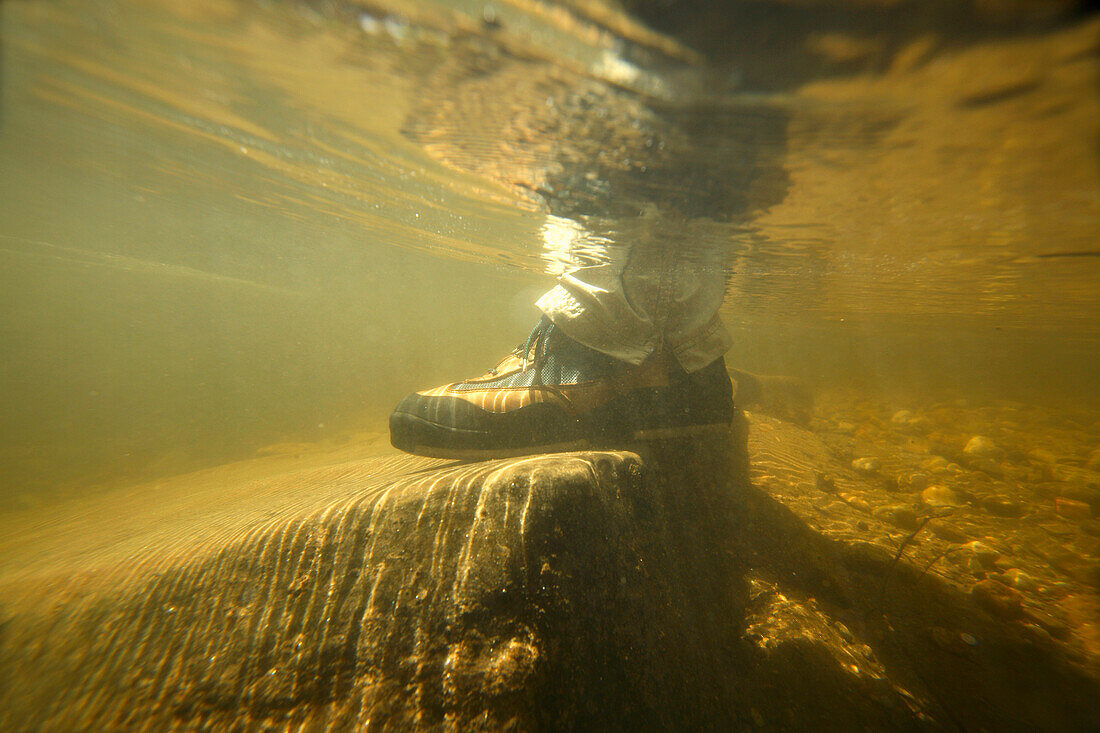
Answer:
[
  {"left": 964, "top": 436, "right": 1004, "bottom": 460},
  {"left": 835, "top": 421, "right": 857, "bottom": 435},
  {"left": 1028, "top": 448, "right": 1059, "bottom": 464},
  {"left": 872, "top": 505, "right": 920, "bottom": 531},
  {"left": 1038, "top": 521, "right": 1074, "bottom": 537},
  {"left": 960, "top": 632, "right": 979, "bottom": 647},
  {"left": 891, "top": 410, "right": 914, "bottom": 425},
  {"left": 898, "top": 472, "right": 931, "bottom": 492},
  {"left": 962, "top": 540, "right": 999, "bottom": 569},
  {"left": 852, "top": 457, "right": 881, "bottom": 474},
  {"left": 839, "top": 493, "right": 872, "bottom": 513},
  {"left": 1029, "top": 609, "right": 1071, "bottom": 639},
  {"left": 1055, "top": 497, "right": 1092, "bottom": 522},
  {"left": 930, "top": 522, "right": 966, "bottom": 544},
  {"left": 906, "top": 415, "right": 933, "bottom": 433},
  {"left": 982, "top": 496, "right": 1023, "bottom": 518},
  {"left": 971, "top": 579, "right": 1024, "bottom": 619},
  {"left": 920, "top": 456, "right": 950, "bottom": 473},
  {"left": 972, "top": 458, "right": 1004, "bottom": 478},
  {"left": 921, "top": 485, "right": 960, "bottom": 508},
  {"left": 1000, "top": 568, "right": 1038, "bottom": 591},
  {"left": 1086, "top": 449, "right": 1100, "bottom": 470},
  {"left": 1060, "top": 485, "right": 1099, "bottom": 512}
]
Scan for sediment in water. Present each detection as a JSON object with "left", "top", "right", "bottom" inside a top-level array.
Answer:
[{"left": 1, "top": 413, "right": 1097, "bottom": 730}]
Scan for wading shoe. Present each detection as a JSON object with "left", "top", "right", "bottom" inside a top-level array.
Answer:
[{"left": 389, "top": 318, "right": 734, "bottom": 459}]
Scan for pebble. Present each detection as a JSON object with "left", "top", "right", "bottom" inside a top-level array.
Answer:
[
  {"left": 1060, "top": 485, "right": 1099, "bottom": 511},
  {"left": 906, "top": 415, "right": 933, "bottom": 433},
  {"left": 971, "top": 458, "right": 1005, "bottom": 478},
  {"left": 835, "top": 421, "right": 857, "bottom": 435},
  {"left": 919, "top": 456, "right": 951, "bottom": 474},
  {"left": 839, "top": 492, "right": 872, "bottom": 513},
  {"left": 1055, "top": 497, "right": 1092, "bottom": 522},
  {"left": 817, "top": 500, "right": 848, "bottom": 515},
  {"left": 961, "top": 540, "right": 1000, "bottom": 570},
  {"left": 898, "top": 471, "right": 931, "bottom": 492},
  {"left": 814, "top": 473, "right": 837, "bottom": 493},
  {"left": 1000, "top": 568, "right": 1038, "bottom": 591},
  {"left": 964, "top": 436, "right": 1004, "bottom": 460},
  {"left": 872, "top": 505, "right": 920, "bottom": 531},
  {"left": 1028, "top": 448, "right": 1060, "bottom": 464},
  {"left": 921, "top": 485, "right": 961, "bottom": 508},
  {"left": 1086, "top": 449, "right": 1100, "bottom": 470},
  {"left": 891, "top": 410, "right": 914, "bottom": 425},
  {"left": 852, "top": 457, "right": 881, "bottom": 474},
  {"left": 930, "top": 522, "right": 967, "bottom": 543},
  {"left": 1038, "top": 521, "right": 1074, "bottom": 537},
  {"left": 982, "top": 496, "right": 1023, "bottom": 518}
]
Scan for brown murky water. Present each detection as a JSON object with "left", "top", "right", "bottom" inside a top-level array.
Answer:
[{"left": 0, "top": 0, "right": 1097, "bottom": 694}]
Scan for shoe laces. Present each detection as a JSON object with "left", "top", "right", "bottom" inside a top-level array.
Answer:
[
  {"left": 520, "top": 317, "right": 556, "bottom": 376},
  {"left": 483, "top": 317, "right": 558, "bottom": 381}
]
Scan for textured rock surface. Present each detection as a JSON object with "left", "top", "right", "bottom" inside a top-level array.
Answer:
[
  {"left": 2, "top": 412, "right": 1098, "bottom": 731},
  {"left": 0, "top": 433, "right": 747, "bottom": 731}
]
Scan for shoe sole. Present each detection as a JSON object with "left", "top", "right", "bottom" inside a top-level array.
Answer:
[{"left": 397, "top": 421, "right": 731, "bottom": 460}]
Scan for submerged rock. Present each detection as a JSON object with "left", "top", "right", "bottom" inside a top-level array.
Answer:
[
  {"left": 891, "top": 409, "right": 914, "bottom": 425},
  {"left": 964, "top": 435, "right": 1004, "bottom": 460},
  {"left": 1001, "top": 568, "right": 1038, "bottom": 591},
  {"left": 0, "top": 443, "right": 748, "bottom": 731},
  {"left": 920, "top": 455, "right": 951, "bottom": 474},
  {"left": 921, "top": 485, "right": 961, "bottom": 508},
  {"left": 982, "top": 495, "right": 1024, "bottom": 517},
  {"left": 900, "top": 471, "right": 931, "bottom": 492},
  {"left": 2, "top": 415, "right": 1098, "bottom": 731},
  {"left": 1060, "top": 485, "right": 1100, "bottom": 514},
  {"left": 873, "top": 504, "right": 920, "bottom": 530},
  {"left": 1029, "top": 447, "right": 1061, "bottom": 464},
  {"left": 852, "top": 456, "right": 881, "bottom": 474},
  {"left": 961, "top": 540, "right": 1001, "bottom": 570},
  {"left": 930, "top": 521, "right": 968, "bottom": 544},
  {"left": 1055, "top": 496, "right": 1092, "bottom": 521}
]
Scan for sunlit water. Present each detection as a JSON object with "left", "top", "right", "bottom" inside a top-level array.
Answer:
[{"left": 1, "top": 0, "right": 1097, "bottom": 506}]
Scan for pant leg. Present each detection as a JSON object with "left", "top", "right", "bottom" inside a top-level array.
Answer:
[{"left": 535, "top": 210, "right": 732, "bottom": 373}]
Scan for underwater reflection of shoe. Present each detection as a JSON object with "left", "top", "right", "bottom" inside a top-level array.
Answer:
[{"left": 389, "top": 317, "right": 733, "bottom": 459}]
